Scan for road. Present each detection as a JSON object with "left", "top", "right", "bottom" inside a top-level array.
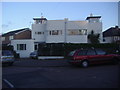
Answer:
[{"left": 2, "top": 59, "right": 120, "bottom": 88}]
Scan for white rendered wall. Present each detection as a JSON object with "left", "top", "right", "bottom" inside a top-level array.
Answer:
[
  {"left": 67, "top": 21, "right": 88, "bottom": 29},
  {"left": 11, "top": 39, "right": 34, "bottom": 58},
  {"left": 67, "top": 35, "right": 87, "bottom": 43},
  {"left": 87, "top": 21, "right": 103, "bottom": 43},
  {"left": 46, "top": 20, "right": 65, "bottom": 43},
  {"left": 32, "top": 24, "right": 46, "bottom": 42},
  {"left": 104, "top": 37, "right": 113, "bottom": 43}
]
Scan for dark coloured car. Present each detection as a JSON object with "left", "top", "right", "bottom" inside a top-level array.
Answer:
[
  {"left": 67, "top": 48, "right": 120, "bottom": 68},
  {"left": 30, "top": 51, "right": 38, "bottom": 59},
  {"left": 1, "top": 50, "right": 15, "bottom": 66}
]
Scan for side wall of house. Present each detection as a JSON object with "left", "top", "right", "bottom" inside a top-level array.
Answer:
[{"left": 11, "top": 39, "right": 34, "bottom": 58}]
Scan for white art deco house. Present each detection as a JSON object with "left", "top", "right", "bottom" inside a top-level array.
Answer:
[
  {"left": 11, "top": 14, "right": 103, "bottom": 58},
  {"left": 32, "top": 14, "right": 102, "bottom": 44}
]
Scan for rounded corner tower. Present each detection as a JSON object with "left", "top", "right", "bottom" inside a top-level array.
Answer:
[
  {"left": 86, "top": 14, "right": 103, "bottom": 43},
  {"left": 32, "top": 16, "right": 47, "bottom": 43}
]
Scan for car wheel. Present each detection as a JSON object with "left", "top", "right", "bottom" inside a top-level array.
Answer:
[
  {"left": 81, "top": 60, "right": 89, "bottom": 68},
  {"left": 113, "top": 58, "right": 118, "bottom": 65}
]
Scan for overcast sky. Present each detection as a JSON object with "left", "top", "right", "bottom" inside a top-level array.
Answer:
[{"left": 2, "top": 1, "right": 118, "bottom": 33}]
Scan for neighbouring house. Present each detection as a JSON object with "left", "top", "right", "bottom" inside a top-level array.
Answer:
[
  {"left": 2, "top": 28, "right": 32, "bottom": 58},
  {"left": 103, "top": 26, "right": 120, "bottom": 43},
  {"left": 2, "top": 28, "right": 31, "bottom": 46},
  {"left": 11, "top": 14, "right": 103, "bottom": 58}
]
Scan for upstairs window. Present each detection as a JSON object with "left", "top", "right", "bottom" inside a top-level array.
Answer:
[
  {"left": 9, "top": 36, "right": 14, "bottom": 40},
  {"left": 49, "top": 30, "right": 62, "bottom": 35},
  {"left": 2, "top": 37, "right": 5, "bottom": 41},
  {"left": 68, "top": 29, "right": 87, "bottom": 35},
  {"left": 35, "top": 32, "right": 44, "bottom": 35}
]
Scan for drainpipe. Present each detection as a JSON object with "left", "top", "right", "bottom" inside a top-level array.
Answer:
[
  {"left": 64, "top": 22, "right": 67, "bottom": 43},
  {"left": 64, "top": 18, "right": 68, "bottom": 43}
]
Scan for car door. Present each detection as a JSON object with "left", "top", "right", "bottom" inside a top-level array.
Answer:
[
  {"left": 75, "top": 50, "right": 87, "bottom": 60},
  {"left": 86, "top": 49, "right": 98, "bottom": 64},
  {"left": 95, "top": 49, "right": 112, "bottom": 63}
]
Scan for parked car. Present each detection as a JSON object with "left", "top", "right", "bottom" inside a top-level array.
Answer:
[
  {"left": 66, "top": 48, "right": 120, "bottom": 68},
  {"left": 30, "top": 51, "right": 38, "bottom": 59},
  {"left": 1, "top": 50, "right": 15, "bottom": 66}
]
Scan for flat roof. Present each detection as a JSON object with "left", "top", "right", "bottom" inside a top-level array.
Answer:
[
  {"left": 86, "top": 16, "right": 101, "bottom": 20},
  {"left": 33, "top": 18, "right": 47, "bottom": 20}
]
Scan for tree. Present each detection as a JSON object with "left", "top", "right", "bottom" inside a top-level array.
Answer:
[{"left": 88, "top": 30, "right": 100, "bottom": 44}]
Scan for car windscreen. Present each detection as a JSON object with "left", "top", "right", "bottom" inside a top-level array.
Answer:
[
  {"left": 68, "top": 50, "right": 76, "bottom": 56},
  {"left": 30, "top": 51, "right": 37, "bottom": 55},
  {"left": 2, "top": 50, "right": 13, "bottom": 56}
]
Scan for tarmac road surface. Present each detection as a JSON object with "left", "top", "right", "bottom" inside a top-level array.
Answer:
[{"left": 2, "top": 59, "right": 120, "bottom": 88}]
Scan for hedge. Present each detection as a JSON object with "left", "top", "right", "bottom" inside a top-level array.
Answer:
[
  {"left": 38, "top": 43, "right": 120, "bottom": 56},
  {"left": 63, "top": 43, "right": 119, "bottom": 56}
]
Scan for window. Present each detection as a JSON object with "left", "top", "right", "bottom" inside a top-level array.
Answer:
[
  {"left": 68, "top": 30, "right": 78, "bottom": 35},
  {"left": 35, "top": 32, "right": 44, "bottom": 35},
  {"left": 9, "top": 36, "right": 13, "bottom": 40},
  {"left": 77, "top": 50, "right": 87, "bottom": 56},
  {"left": 49, "top": 31, "right": 52, "bottom": 35},
  {"left": 87, "top": 49, "right": 96, "bottom": 55},
  {"left": 49, "top": 30, "right": 62, "bottom": 35},
  {"left": 17, "top": 44, "right": 26, "bottom": 50},
  {"left": 69, "top": 50, "right": 76, "bottom": 56},
  {"left": 68, "top": 29, "right": 87, "bottom": 35},
  {"left": 2, "top": 37, "right": 5, "bottom": 41},
  {"left": 52, "top": 30, "right": 58, "bottom": 35},
  {"left": 79, "top": 29, "right": 87, "bottom": 35},
  {"left": 96, "top": 49, "right": 106, "bottom": 55}
]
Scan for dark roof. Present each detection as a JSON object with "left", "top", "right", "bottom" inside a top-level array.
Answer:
[
  {"left": 103, "top": 26, "right": 120, "bottom": 37},
  {"left": 33, "top": 18, "right": 47, "bottom": 20},
  {"left": 86, "top": 16, "right": 101, "bottom": 20},
  {"left": 2, "top": 28, "right": 30, "bottom": 36}
]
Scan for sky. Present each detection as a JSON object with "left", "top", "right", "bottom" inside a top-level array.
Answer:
[{"left": 1, "top": 1, "right": 118, "bottom": 34}]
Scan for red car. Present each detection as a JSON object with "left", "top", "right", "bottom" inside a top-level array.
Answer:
[{"left": 67, "top": 48, "right": 120, "bottom": 68}]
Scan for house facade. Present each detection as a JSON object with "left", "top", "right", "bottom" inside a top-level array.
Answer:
[
  {"left": 2, "top": 28, "right": 32, "bottom": 58},
  {"left": 32, "top": 14, "right": 103, "bottom": 44},
  {"left": 11, "top": 14, "right": 103, "bottom": 58},
  {"left": 2, "top": 28, "right": 31, "bottom": 46},
  {"left": 103, "top": 26, "right": 120, "bottom": 43}
]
